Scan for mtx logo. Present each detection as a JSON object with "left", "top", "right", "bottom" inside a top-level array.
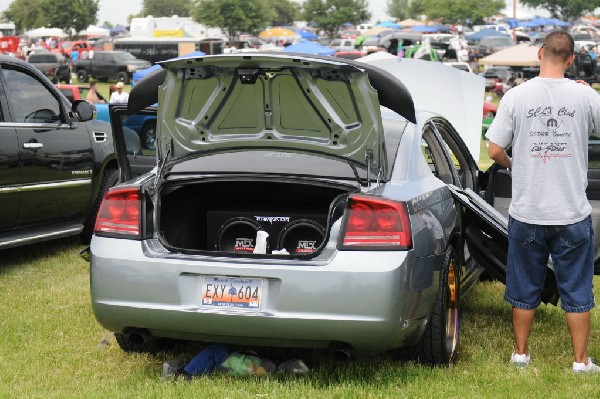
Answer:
[
  {"left": 234, "top": 238, "right": 254, "bottom": 251},
  {"left": 296, "top": 240, "right": 317, "bottom": 253}
]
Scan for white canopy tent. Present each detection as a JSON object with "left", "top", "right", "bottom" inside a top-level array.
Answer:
[
  {"left": 24, "top": 27, "right": 67, "bottom": 38},
  {"left": 80, "top": 25, "right": 110, "bottom": 37},
  {"left": 479, "top": 43, "right": 540, "bottom": 67}
]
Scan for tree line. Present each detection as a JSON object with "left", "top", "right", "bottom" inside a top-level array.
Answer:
[{"left": 2, "top": 0, "right": 597, "bottom": 42}]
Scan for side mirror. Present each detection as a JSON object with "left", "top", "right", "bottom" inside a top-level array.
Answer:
[{"left": 72, "top": 100, "right": 94, "bottom": 122}]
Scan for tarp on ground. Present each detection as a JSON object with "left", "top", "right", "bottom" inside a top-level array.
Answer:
[
  {"left": 479, "top": 43, "right": 540, "bottom": 67},
  {"left": 281, "top": 40, "right": 335, "bottom": 56}
]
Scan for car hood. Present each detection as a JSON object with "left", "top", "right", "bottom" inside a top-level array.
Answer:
[
  {"left": 358, "top": 58, "right": 484, "bottom": 161},
  {"left": 153, "top": 54, "right": 403, "bottom": 174}
]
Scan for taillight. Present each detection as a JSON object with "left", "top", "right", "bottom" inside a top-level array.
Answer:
[
  {"left": 94, "top": 187, "right": 141, "bottom": 238},
  {"left": 339, "top": 195, "right": 412, "bottom": 250}
]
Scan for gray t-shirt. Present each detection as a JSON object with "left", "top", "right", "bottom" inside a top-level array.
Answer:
[{"left": 486, "top": 77, "right": 600, "bottom": 225}]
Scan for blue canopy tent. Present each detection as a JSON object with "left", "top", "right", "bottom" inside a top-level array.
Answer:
[
  {"left": 110, "top": 25, "right": 128, "bottom": 35},
  {"left": 548, "top": 18, "right": 571, "bottom": 27},
  {"left": 376, "top": 21, "right": 401, "bottom": 29},
  {"left": 429, "top": 24, "right": 451, "bottom": 33},
  {"left": 465, "top": 28, "right": 509, "bottom": 41},
  {"left": 132, "top": 50, "right": 206, "bottom": 84},
  {"left": 528, "top": 17, "right": 570, "bottom": 27},
  {"left": 411, "top": 25, "right": 439, "bottom": 33},
  {"left": 281, "top": 40, "right": 336, "bottom": 56},
  {"left": 295, "top": 29, "right": 318, "bottom": 40}
]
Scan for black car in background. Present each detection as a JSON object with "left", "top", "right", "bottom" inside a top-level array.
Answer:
[{"left": 27, "top": 52, "right": 71, "bottom": 84}]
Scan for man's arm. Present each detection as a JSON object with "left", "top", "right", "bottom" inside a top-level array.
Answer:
[{"left": 488, "top": 141, "right": 512, "bottom": 169}]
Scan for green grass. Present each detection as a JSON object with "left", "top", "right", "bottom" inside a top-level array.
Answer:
[{"left": 2, "top": 238, "right": 600, "bottom": 398}]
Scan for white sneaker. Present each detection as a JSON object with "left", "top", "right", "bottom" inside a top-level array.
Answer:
[
  {"left": 573, "top": 357, "right": 600, "bottom": 373},
  {"left": 510, "top": 351, "right": 531, "bottom": 367}
]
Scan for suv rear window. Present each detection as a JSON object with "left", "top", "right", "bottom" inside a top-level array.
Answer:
[{"left": 29, "top": 54, "right": 57, "bottom": 63}]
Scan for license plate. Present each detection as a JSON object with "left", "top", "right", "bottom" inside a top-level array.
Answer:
[{"left": 201, "top": 276, "right": 263, "bottom": 310}]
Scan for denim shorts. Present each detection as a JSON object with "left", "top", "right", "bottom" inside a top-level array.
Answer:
[{"left": 505, "top": 215, "right": 595, "bottom": 313}]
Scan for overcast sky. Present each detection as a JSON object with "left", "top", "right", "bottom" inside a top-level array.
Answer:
[{"left": 0, "top": 0, "right": 577, "bottom": 28}]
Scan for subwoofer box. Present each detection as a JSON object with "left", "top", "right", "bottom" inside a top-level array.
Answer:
[{"left": 206, "top": 208, "right": 327, "bottom": 253}]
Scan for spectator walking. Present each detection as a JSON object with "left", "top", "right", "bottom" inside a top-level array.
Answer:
[
  {"left": 109, "top": 81, "right": 129, "bottom": 104},
  {"left": 486, "top": 30, "right": 600, "bottom": 373},
  {"left": 85, "top": 82, "right": 105, "bottom": 104}
]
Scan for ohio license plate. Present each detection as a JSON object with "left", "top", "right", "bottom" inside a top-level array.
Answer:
[{"left": 201, "top": 276, "right": 263, "bottom": 310}]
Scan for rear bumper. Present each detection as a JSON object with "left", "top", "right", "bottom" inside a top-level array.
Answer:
[{"left": 90, "top": 236, "right": 441, "bottom": 353}]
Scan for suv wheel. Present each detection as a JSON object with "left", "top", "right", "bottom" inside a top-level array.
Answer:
[
  {"left": 80, "top": 168, "right": 118, "bottom": 244},
  {"left": 116, "top": 72, "right": 129, "bottom": 84},
  {"left": 141, "top": 122, "right": 157, "bottom": 150},
  {"left": 77, "top": 69, "right": 89, "bottom": 83}
]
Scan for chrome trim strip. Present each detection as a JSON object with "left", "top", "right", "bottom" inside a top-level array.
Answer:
[
  {"left": 0, "top": 226, "right": 83, "bottom": 248},
  {"left": 0, "top": 178, "right": 91, "bottom": 193},
  {"left": 0, "top": 122, "right": 73, "bottom": 130}
]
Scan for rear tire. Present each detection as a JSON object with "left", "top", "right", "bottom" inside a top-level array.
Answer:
[
  {"left": 80, "top": 168, "right": 118, "bottom": 244},
  {"left": 116, "top": 71, "right": 129, "bottom": 84},
  {"left": 77, "top": 69, "right": 89, "bottom": 83},
  {"left": 141, "top": 122, "right": 157, "bottom": 150},
  {"left": 415, "top": 245, "right": 461, "bottom": 365}
]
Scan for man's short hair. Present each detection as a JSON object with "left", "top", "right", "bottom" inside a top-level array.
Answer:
[{"left": 542, "top": 31, "right": 574, "bottom": 62}]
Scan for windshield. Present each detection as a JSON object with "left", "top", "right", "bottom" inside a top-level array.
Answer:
[{"left": 114, "top": 52, "right": 137, "bottom": 61}]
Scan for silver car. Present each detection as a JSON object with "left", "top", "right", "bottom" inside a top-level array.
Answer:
[{"left": 89, "top": 54, "right": 558, "bottom": 365}]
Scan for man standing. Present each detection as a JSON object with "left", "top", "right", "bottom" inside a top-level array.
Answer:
[
  {"left": 486, "top": 30, "right": 600, "bottom": 372},
  {"left": 109, "top": 81, "right": 129, "bottom": 104}
]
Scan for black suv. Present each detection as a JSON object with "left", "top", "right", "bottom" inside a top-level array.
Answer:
[
  {"left": 27, "top": 52, "right": 71, "bottom": 84},
  {"left": 0, "top": 55, "right": 120, "bottom": 249}
]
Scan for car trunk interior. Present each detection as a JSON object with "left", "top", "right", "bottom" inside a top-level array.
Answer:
[{"left": 158, "top": 179, "right": 356, "bottom": 256}]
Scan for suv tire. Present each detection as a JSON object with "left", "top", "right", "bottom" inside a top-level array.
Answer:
[
  {"left": 116, "top": 71, "right": 129, "bottom": 84},
  {"left": 80, "top": 168, "right": 118, "bottom": 244},
  {"left": 77, "top": 69, "right": 89, "bottom": 83}
]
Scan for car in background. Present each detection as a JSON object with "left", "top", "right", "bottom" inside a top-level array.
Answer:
[
  {"left": 89, "top": 55, "right": 539, "bottom": 365},
  {"left": 475, "top": 35, "right": 515, "bottom": 57},
  {"left": 443, "top": 61, "right": 473, "bottom": 73},
  {"left": 482, "top": 66, "right": 513, "bottom": 90},
  {"left": 73, "top": 51, "right": 151, "bottom": 84},
  {"left": 27, "top": 52, "right": 71, "bottom": 83},
  {"left": 328, "top": 38, "right": 357, "bottom": 52},
  {"left": 482, "top": 101, "right": 497, "bottom": 135},
  {"left": 334, "top": 50, "right": 364, "bottom": 60}
]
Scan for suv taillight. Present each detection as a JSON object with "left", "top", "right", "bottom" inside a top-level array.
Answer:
[
  {"left": 338, "top": 195, "right": 412, "bottom": 250},
  {"left": 94, "top": 187, "right": 141, "bottom": 238}
]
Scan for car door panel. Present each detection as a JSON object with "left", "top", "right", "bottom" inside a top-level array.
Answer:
[
  {"left": 0, "top": 126, "right": 20, "bottom": 230},
  {"left": 0, "top": 64, "right": 94, "bottom": 227},
  {"left": 450, "top": 185, "right": 559, "bottom": 305}
]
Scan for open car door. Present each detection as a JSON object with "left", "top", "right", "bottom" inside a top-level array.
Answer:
[{"left": 449, "top": 184, "right": 560, "bottom": 306}]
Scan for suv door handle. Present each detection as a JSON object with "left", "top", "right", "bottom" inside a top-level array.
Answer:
[{"left": 23, "top": 142, "right": 43, "bottom": 150}]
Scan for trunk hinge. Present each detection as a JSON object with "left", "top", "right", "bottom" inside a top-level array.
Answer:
[
  {"left": 365, "top": 149, "right": 373, "bottom": 187},
  {"left": 150, "top": 139, "right": 172, "bottom": 196}
]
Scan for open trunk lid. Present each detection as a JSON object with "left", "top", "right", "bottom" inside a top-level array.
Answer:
[{"left": 155, "top": 55, "right": 388, "bottom": 174}]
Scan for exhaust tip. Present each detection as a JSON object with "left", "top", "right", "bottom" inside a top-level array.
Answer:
[{"left": 329, "top": 342, "right": 354, "bottom": 361}]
